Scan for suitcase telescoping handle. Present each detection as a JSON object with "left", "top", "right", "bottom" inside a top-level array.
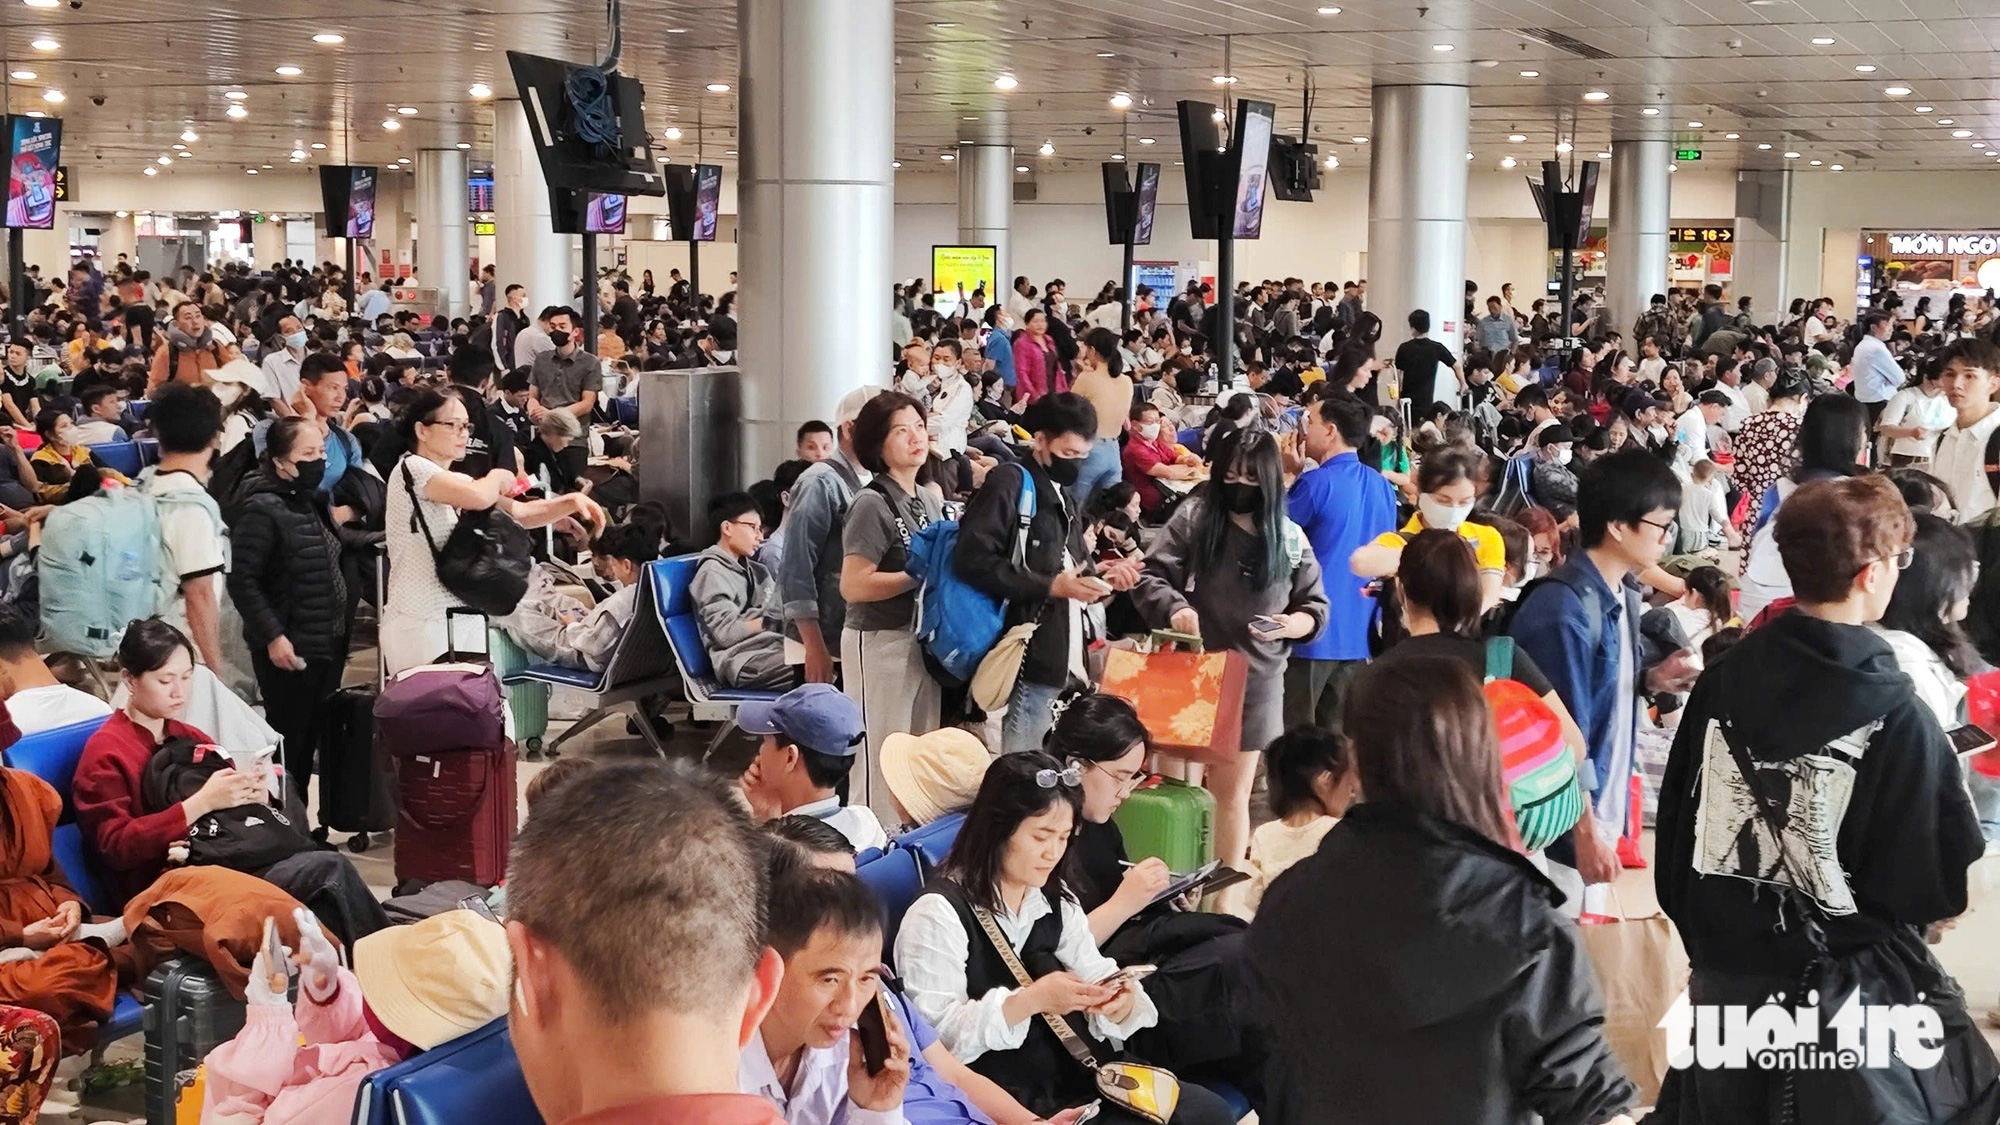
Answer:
[
  {"left": 443, "top": 607, "right": 493, "bottom": 663},
  {"left": 1137, "top": 628, "right": 1205, "bottom": 655}
]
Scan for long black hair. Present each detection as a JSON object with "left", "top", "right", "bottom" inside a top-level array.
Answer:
[
  {"left": 1795, "top": 393, "right": 1868, "bottom": 479},
  {"left": 1192, "top": 423, "right": 1287, "bottom": 586},
  {"left": 937, "top": 751, "right": 1083, "bottom": 911},
  {"left": 1045, "top": 693, "right": 1148, "bottom": 763},
  {"left": 1880, "top": 513, "right": 1980, "bottom": 678}
]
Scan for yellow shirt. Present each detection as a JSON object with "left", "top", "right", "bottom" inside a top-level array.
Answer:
[{"left": 1373, "top": 515, "right": 1507, "bottom": 573}]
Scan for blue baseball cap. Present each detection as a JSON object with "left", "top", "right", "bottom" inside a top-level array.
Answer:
[{"left": 736, "top": 683, "right": 866, "bottom": 758}]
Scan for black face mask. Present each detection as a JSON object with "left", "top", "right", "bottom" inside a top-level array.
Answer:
[
  {"left": 549, "top": 330, "right": 571, "bottom": 348},
  {"left": 1044, "top": 454, "right": 1085, "bottom": 486},
  {"left": 1223, "top": 481, "right": 1263, "bottom": 514},
  {"left": 290, "top": 458, "right": 327, "bottom": 492}
]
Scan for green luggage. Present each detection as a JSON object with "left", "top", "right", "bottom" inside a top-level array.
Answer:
[
  {"left": 1111, "top": 777, "right": 1215, "bottom": 874},
  {"left": 486, "top": 627, "right": 552, "bottom": 756}
]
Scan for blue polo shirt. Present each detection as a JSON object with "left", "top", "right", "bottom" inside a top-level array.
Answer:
[
  {"left": 883, "top": 982, "right": 995, "bottom": 1125},
  {"left": 1287, "top": 451, "right": 1398, "bottom": 661},
  {"left": 984, "top": 327, "right": 1017, "bottom": 388}
]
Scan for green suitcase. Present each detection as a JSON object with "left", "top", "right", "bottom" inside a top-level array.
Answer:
[
  {"left": 1111, "top": 777, "right": 1215, "bottom": 874},
  {"left": 486, "top": 627, "right": 552, "bottom": 755}
]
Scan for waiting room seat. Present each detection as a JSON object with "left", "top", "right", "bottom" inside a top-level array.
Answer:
[
  {"left": 655, "top": 554, "right": 784, "bottom": 723},
  {"left": 496, "top": 560, "right": 679, "bottom": 757},
  {"left": 4, "top": 716, "right": 144, "bottom": 1047},
  {"left": 126, "top": 399, "right": 149, "bottom": 423},
  {"left": 87, "top": 441, "right": 143, "bottom": 478},
  {"left": 891, "top": 811, "right": 964, "bottom": 879},
  {"left": 613, "top": 396, "right": 638, "bottom": 428},
  {"left": 351, "top": 1018, "right": 541, "bottom": 1125},
  {"left": 855, "top": 847, "right": 924, "bottom": 955}
]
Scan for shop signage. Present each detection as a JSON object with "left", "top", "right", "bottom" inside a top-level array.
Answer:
[
  {"left": 1670, "top": 227, "right": 1733, "bottom": 243},
  {"left": 1675, "top": 148, "right": 1701, "bottom": 161},
  {"left": 1886, "top": 232, "right": 2000, "bottom": 256},
  {"left": 52, "top": 165, "right": 68, "bottom": 202}
]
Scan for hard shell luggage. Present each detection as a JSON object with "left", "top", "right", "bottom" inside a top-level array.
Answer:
[
  {"left": 486, "top": 627, "right": 551, "bottom": 755},
  {"left": 1111, "top": 777, "right": 1215, "bottom": 874},
  {"left": 319, "top": 686, "right": 397, "bottom": 851},
  {"left": 393, "top": 739, "right": 518, "bottom": 888},
  {"left": 142, "top": 960, "right": 245, "bottom": 1125}
]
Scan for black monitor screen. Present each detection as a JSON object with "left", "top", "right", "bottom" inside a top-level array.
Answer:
[
  {"left": 693, "top": 164, "right": 721, "bottom": 242},
  {"left": 1132, "top": 163, "right": 1160, "bottom": 247},
  {"left": 346, "top": 166, "right": 376, "bottom": 239},
  {"left": 585, "top": 192, "right": 626, "bottom": 235},
  {"left": 5, "top": 116, "right": 61, "bottom": 231},
  {"left": 1231, "top": 100, "right": 1276, "bottom": 240}
]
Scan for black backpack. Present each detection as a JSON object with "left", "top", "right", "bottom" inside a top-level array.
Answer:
[
  {"left": 141, "top": 737, "right": 314, "bottom": 873},
  {"left": 400, "top": 458, "right": 532, "bottom": 616}
]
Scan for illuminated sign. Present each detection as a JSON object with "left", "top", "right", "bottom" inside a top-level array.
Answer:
[
  {"left": 473, "top": 219, "right": 496, "bottom": 236},
  {"left": 1674, "top": 148, "right": 1701, "bottom": 161},
  {"left": 52, "top": 165, "right": 68, "bottom": 202},
  {"left": 1670, "top": 227, "right": 1734, "bottom": 243},
  {"left": 1886, "top": 232, "right": 2000, "bottom": 256}
]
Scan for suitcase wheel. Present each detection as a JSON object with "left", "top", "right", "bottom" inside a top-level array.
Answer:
[
  {"left": 347, "top": 832, "right": 373, "bottom": 854},
  {"left": 522, "top": 737, "right": 544, "bottom": 763}
]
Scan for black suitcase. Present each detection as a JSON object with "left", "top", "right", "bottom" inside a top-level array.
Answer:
[
  {"left": 142, "top": 959, "right": 245, "bottom": 1124},
  {"left": 318, "top": 686, "right": 397, "bottom": 851}
]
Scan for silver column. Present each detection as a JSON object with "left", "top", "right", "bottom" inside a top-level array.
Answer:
[
  {"left": 1607, "top": 139, "right": 1672, "bottom": 340},
  {"left": 738, "top": 0, "right": 895, "bottom": 476},
  {"left": 492, "top": 99, "right": 573, "bottom": 317},
  {"left": 958, "top": 143, "right": 1012, "bottom": 299},
  {"left": 416, "top": 148, "right": 471, "bottom": 318},
  {"left": 1366, "top": 84, "right": 1470, "bottom": 355},
  {"left": 1734, "top": 169, "right": 1792, "bottom": 323}
]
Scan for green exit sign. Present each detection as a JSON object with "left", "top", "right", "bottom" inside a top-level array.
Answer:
[{"left": 1676, "top": 148, "right": 1702, "bottom": 161}]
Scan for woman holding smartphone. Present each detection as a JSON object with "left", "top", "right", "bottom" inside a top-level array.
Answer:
[{"left": 1129, "top": 425, "right": 1329, "bottom": 871}]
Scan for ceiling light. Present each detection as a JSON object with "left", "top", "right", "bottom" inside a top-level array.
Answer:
[
  {"left": 1112, "top": 153, "right": 1126, "bottom": 160},
  {"left": 1466, "top": 151, "right": 1475, "bottom": 160},
  {"left": 1352, "top": 136, "right": 1368, "bottom": 144},
  {"left": 1916, "top": 106, "right": 1933, "bottom": 113},
  {"left": 1810, "top": 158, "right": 1825, "bottom": 165},
  {"left": 1670, "top": 163, "right": 1678, "bottom": 171},
  {"left": 1688, "top": 120, "right": 1704, "bottom": 128},
  {"left": 226, "top": 104, "right": 247, "bottom": 117},
  {"left": 468, "top": 83, "right": 492, "bottom": 99},
  {"left": 1939, "top": 118, "right": 1956, "bottom": 125},
  {"left": 1853, "top": 64, "right": 1876, "bottom": 72},
  {"left": 143, "top": 167, "right": 156, "bottom": 176},
  {"left": 1039, "top": 140, "right": 1054, "bottom": 155},
  {"left": 40, "top": 89, "right": 61, "bottom": 103},
  {"left": 156, "top": 156, "right": 170, "bottom": 165},
  {"left": 1583, "top": 90, "right": 1609, "bottom": 101},
  {"left": 291, "top": 148, "right": 305, "bottom": 158},
  {"left": 7, "top": 70, "right": 31, "bottom": 80},
  {"left": 313, "top": 32, "right": 345, "bottom": 44},
  {"left": 1725, "top": 132, "right": 1740, "bottom": 139},
  {"left": 1520, "top": 70, "right": 1540, "bottom": 78},
  {"left": 929, "top": 21, "right": 956, "bottom": 28},
  {"left": 1810, "top": 36, "right": 1836, "bottom": 45},
  {"left": 1212, "top": 109, "right": 1224, "bottom": 122},
  {"left": 381, "top": 118, "right": 400, "bottom": 130},
  {"left": 175, "top": 151, "right": 190, "bottom": 158},
  {"left": 1139, "top": 137, "right": 1155, "bottom": 144},
  {"left": 1110, "top": 92, "right": 1132, "bottom": 109},
  {"left": 23, "top": 0, "right": 57, "bottom": 8},
  {"left": 940, "top": 153, "right": 954, "bottom": 161},
  {"left": 1318, "top": 5, "right": 1341, "bottom": 12},
  {"left": 1212, "top": 74, "right": 1238, "bottom": 84},
  {"left": 1508, "top": 133, "right": 1527, "bottom": 142},
  {"left": 1830, "top": 164, "right": 1843, "bottom": 170},
  {"left": 1641, "top": 107, "right": 1659, "bottom": 116},
  {"left": 181, "top": 129, "right": 199, "bottom": 142},
  {"left": 29, "top": 38, "right": 57, "bottom": 51},
  {"left": 1953, "top": 128, "right": 1973, "bottom": 137},
  {"left": 455, "top": 142, "right": 471, "bottom": 150},
  {"left": 891, "top": 160, "right": 901, "bottom": 168},
  {"left": 994, "top": 74, "right": 1018, "bottom": 90},
  {"left": 225, "top": 90, "right": 248, "bottom": 100},
  {"left": 1597, "top": 151, "right": 1612, "bottom": 158},
  {"left": 1096, "top": 51, "right": 1115, "bottom": 58},
  {"left": 1757, "top": 143, "right": 1772, "bottom": 149},
  {"left": 114, "top": 210, "right": 126, "bottom": 218},
  {"left": 397, "top": 106, "right": 418, "bottom": 115},
  {"left": 1783, "top": 150, "right": 1801, "bottom": 158},
  {"left": 1325, "top": 155, "right": 1338, "bottom": 167},
  {"left": 656, "top": 155, "right": 670, "bottom": 164},
  {"left": 309, "top": 142, "right": 325, "bottom": 150},
  {"left": 961, "top": 115, "right": 978, "bottom": 121},
  {"left": 1556, "top": 141, "right": 1573, "bottom": 153},
  {"left": 1977, "top": 142, "right": 1988, "bottom": 148},
  {"left": 724, "top": 149, "right": 736, "bottom": 156},
  {"left": 275, "top": 66, "right": 302, "bottom": 76},
  {"left": 1432, "top": 43, "right": 1454, "bottom": 52},
  {"left": 662, "top": 127, "right": 684, "bottom": 142},
  {"left": 1015, "top": 165, "right": 1028, "bottom": 172},
  {"left": 705, "top": 82, "right": 730, "bottom": 92},
  {"left": 1884, "top": 86, "right": 1911, "bottom": 97},
  {"left": 666, "top": 27, "right": 686, "bottom": 33},
  {"left": 1500, "top": 156, "right": 1517, "bottom": 168},
  {"left": 397, "top": 157, "right": 411, "bottom": 164},
  {"left": 171, "top": 143, "right": 185, "bottom": 150},
  {"left": 246, "top": 168, "right": 258, "bottom": 175}
]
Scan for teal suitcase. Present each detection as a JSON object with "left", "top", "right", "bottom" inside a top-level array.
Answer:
[
  {"left": 1111, "top": 778, "right": 1215, "bottom": 874},
  {"left": 486, "top": 628, "right": 552, "bottom": 756}
]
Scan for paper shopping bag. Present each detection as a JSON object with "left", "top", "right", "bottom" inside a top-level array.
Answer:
[
  {"left": 1576, "top": 901, "right": 1689, "bottom": 1107},
  {"left": 1100, "top": 643, "right": 1247, "bottom": 766}
]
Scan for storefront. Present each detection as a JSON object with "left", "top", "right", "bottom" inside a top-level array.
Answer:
[
  {"left": 1858, "top": 230, "right": 2000, "bottom": 310},
  {"left": 1554, "top": 220, "right": 1735, "bottom": 299}
]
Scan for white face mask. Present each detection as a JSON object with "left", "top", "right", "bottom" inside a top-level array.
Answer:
[
  {"left": 932, "top": 362, "right": 957, "bottom": 381},
  {"left": 1139, "top": 422, "right": 1162, "bottom": 441},
  {"left": 1555, "top": 447, "right": 1573, "bottom": 466},
  {"left": 1648, "top": 424, "right": 1668, "bottom": 442},
  {"left": 1418, "top": 495, "right": 1474, "bottom": 532}
]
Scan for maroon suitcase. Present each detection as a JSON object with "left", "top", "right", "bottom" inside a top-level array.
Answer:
[{"left": 393, "top": 740, "right": 517, "bottom": 887}]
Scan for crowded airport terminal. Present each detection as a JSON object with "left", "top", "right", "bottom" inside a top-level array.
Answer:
[{"left": 0, "top": 0, "right": 1994, "bottom": 1122}]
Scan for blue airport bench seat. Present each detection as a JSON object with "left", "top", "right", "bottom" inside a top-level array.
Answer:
[
  {"left": 350, "top": 1018, "right": 540, "bottom": 1125},
  {"left": 855, "top": 847, "right": 923, "bottom": 957},
  {"left": 654, "top": 554, "right": 783, "bottom": 723},
  {"left": 497, "top": 561, "right": 679, "bottom": 757},
  {"left": 891, "top": 811, "right": 964, "bottom": 879},
  {"left": 87, "top": 441, "right": 142, "bottom": 478}
]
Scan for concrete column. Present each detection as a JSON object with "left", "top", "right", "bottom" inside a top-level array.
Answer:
[
  {"left": 1607, "top": 139, "right": 1672, "bottom": 340},
  {"left": 416, "top": 148, "right": 471, "bottom": 317},
  {"left": 957, "top": 143, "right": 1012, "bottom": 299},
  {"left": 1733, "top": 169, "right": 1791, "bottom": 326},
  {"left": 250, "top": 216, "right": 286, "bottom": 266},
  {"left": 492, "top": 99, "right": 573, "bottom": 315},
  {"left": 1366, "top": 84, "right": 1470, "bottom": 355},
  {"left": 21, "top": 205, "right": 69, "bottom": 276},
  {"left": 98, "top": 214, "right": 137, "bottom": 264}
]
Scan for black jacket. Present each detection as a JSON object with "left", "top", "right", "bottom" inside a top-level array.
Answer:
[
  {"left": 1246, "top": 802, "right": 1636, "bottom": 1125},
  {"left": 227, "top": 470, "right": 371, "bottom": 661},
  {"left": 953, "top": 458, "right": 1085, "bottom": 690}
]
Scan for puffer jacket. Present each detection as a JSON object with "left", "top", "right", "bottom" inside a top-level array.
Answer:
[{"left": 227, "top": 470, "right": 373, "bottom": 662}]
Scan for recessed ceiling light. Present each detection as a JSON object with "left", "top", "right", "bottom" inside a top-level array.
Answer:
[
  {"left": 665, "top": 127, "right": 683, "bottom": 140},
  {"left": 1352, "top": 136, "right": 1368, "bottom": 144},
  {"left": 225, "top": 90, "right": 248, "bottom": 100},
  {"left": 313, "top": 32, "right": 345, "bottom": 44},
  {"left": 891, "top": 160, "right": 901, "bottom": 168},
  {"left": 1039, "top": 140, "right": 1054, "bottom": 155},
  {"left": 666, "top": 27, "right": 687, "bottom": 33},
  {"left": 1809, "top": 158, "right": 1823, "bottom": 165},
  {"left": 724, "top": 149, "right": 736, "bottom": 156},
  {"left": 1110, "top": 92, "right": 1131, "bottom": 109},
  {"left": 1112, "top": 153, "right": 1125, "bottom": 160},
  {"left": 1747, "top": 0, "right": 1781, "bottom": 6},
  {"left": 1688, "top": 120, "right": 1704, "bottom": 128},
  {"left": 1432, "top": 43, "right": 1454, "bottom": 52},
  {"left": 961, "top": 115, "right": 979, "bottom": 121},
  {"left": 929, "top": 21, "right": 955, "bottom": 28},
  {"left": 1641, "top": 107, "right": 1659, "bottom": 116},
  {"left": 1830, "top": 163, "right": 1843, "bottom": 170},
  {"left": 1853, "top": 64, "right": 1876, "bottom": 72},
  {"left": 1556, "top": 141, "right": 1574, "bottom": 153},
  {"left": 1810, "top": 36, "right": 1836, "bottom": 45},
  {"left": 23, "top": 0, "right": 58, "bottom": 8},
  {"left": 310, "top": 142, "right": 325, "bottom": 149},
  {"left": 143, "top": 167, "right": 156, "bottom": 176},
  {"left": 1725, "top": 132, "right": 1740, "bottom": 139},
  {"left": 156, "top": 156, "right": 170, "bottom": 165},
  {"left": 1500, "top": 156, "right": 1517, "bottom": 168},
  {"left": 246, "top": 168, "right": 258, "bottom": 175},
  {"left": 1915, "top": 106, "right": 1933, "bottom": 113},
  {"left": 181, "top": 130, "right": 199, "bottom": 143},
  {"left": 1520, "top": 70, "right": 1540, "bottom": 78},
  {"left": 940, "top": 153, "right": 954, "bottom": 161},
  {"left": 994, "top": 74, "right": 1018, "bottom": 89},
  {"left": 39, "top": 88, "right": 61, "bottom": 103},
  {"left": 29, "top": 38, "right": 57, "bottom": 51},
  {"left": 455, "top": 142, "right": 471, "bottom": 150},
  {"left": 1583, "top": 90, "right": 1609, "bottom": 101},
  {"left": 1939, "top": 118, "right": 1955, "bottom": 125},
  {"left": 1669, "top": 163, "right": 1678, "bottom": 171},
  {"left": 172, "top": 143, "right": 185, "bottom": 150},
  {"left": 7, "top": 70, "right": 31, "bottom": 80},
  {"left": 381, "top": 118, "right": 400, "bottom": 130},
  {"left": 469, "top": 83, "right": 492, "bottom": 99},
  {"left": 226, "top": 104, "right": 247, "bottom": 117},
  {"left": 1508, "top": 133, "right": 1527, "bottom": 142},
  {"left": 397, "top": 106, "right": 418, "bottom": 115},
  {"left": 1325, "top": 155, "right": 1339, "bottom": 168},
  {"left": 1597, "top": 151, "right": 1612, "bottom": 158},
  {"left": 114, "top": 210, "right": 126, "bottom": 217},
  {"left": 1015, "top": 165, "right": 1028, "bottom": 172},
  {"left": 1096, "top": 51, "right": 1115, "bottom": 58},
  {"left": 1466, "top": 151, "right": 1475, "bottom": 160},
  {"left": 175, "top": 151, "right": 190, "bottom": 158},
  {"left": 397, "top": 157, "right": 411, "bottom": 164},
  {"left": 1953, "top": 128, "right": 1973, "bottom": 137},
  {"left": 275, "top": 66, "right": 302, "bottom": 76},
  {"left": 1783, "top": 150, "right": 1801, "bottom": 158},
  {"left": 1758, "top": 142, "right": 1772, "bottom": 149},
  {"left": 1885, "top": 86, "right": 1911, "bottom": 96},
  {"left": 1139, "top": 137, "right": 1155, "bottom": 144},
  {"left": 1212, "top": 109, "right": 1224, "bottom": 121},
  {"left": 1318, "top": 5, "right": 1341, "bottom": 12},
  {"left": 1212, "top": 74, "right": 1238, "bottom": 84},
  {"left": 705, "top": 82, "right": 730, "bottom": 92}
]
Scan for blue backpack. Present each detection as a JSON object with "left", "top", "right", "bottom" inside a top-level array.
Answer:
[
  {"left": 904, "top": 469, "right": 1037, "bottom": 685},
  {"left": 38, "top": 481, "right": 165, "bottom": 658}
]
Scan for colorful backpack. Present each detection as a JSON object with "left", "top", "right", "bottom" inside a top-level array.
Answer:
[{"left": 1484, "top": 637, "right": 1586, "bottom": 852}]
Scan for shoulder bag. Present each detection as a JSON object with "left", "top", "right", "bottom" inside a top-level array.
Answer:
[
  {"left": 968, "top": 904, "right": 1180, "bottom": 1124},
  {"left": 400, "top": 459, "right": 532, "bottom": 617}
]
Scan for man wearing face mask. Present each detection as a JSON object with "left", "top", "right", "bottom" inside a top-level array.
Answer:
[
  {"left": 925, "top": 340, "right": 975, "bottom": 463},
  {"left": 981, "top": 304, "right": 1017, "bottom": 400},
  {"left": 528, "top": 307, "right": 601, "bottom": 494},
  {"left": 1528, "top": 424, "right": 1580, "bottom": 525},
  {"left": 261, "top": 315, "right": 310, "bottom": 418}
]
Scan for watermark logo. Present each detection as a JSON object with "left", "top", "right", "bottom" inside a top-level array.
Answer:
[{"left": 1658, "top": 988, "right": 1945, "bottom": 1071}]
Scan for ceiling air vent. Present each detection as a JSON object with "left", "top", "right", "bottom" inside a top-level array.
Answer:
[{"left": 1512, "top": 28, "right": 1615, "bottom": 61}]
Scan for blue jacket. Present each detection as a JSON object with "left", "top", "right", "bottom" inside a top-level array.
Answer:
[
  {"left": 984, "top": 327, "right": 1017, "bottom": 387},
  {"left": 1508, "top": 555, "right": 1644, "bottom": 805},
  {"left": 1287, "top": 451, "right": 1397, "bottom": 661}
]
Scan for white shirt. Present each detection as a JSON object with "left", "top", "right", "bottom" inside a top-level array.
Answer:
[
  {"left": 1005, "top": 291, "right": 1035, "bottom": 323},
  {"left": 71, "top": 418, "right": 126, "bottom": 446},
  {"left": 1803, "top": 315, "right": 1831, "bottom": 346},
  {"left": 261, "top": 347, "right": 304, "bottom": 407},
  {"left": 1713, "top": 381, "right": 1750, "bottom": 432},
  {"left": 1879, "top": 386, "right": 1955, "bottom": 460},
  {"left": 792, "top": 795, "right": 889, "bottom": 854},
  {"left": 1637, "top": 356, "right": 1666, "bottom": 384},
  {"left": 740, "top": 1028, "right": 904, "bottom": 1125},
  {"left": 1084, "top": 303, "right": 1123, "bottom": 332},
  {"left": 927, "top": 373, "right": 975, "bottom": 458},
  {"left": 5, "top": 683, "right": 112, "bottom": 735},
  {"left": 513, "top": 325, "right": 554, "bottom": 371},
  {"left": 894, "top": 887, "right": 1157, "bottom": 1064},
  {"left": 1673, "top": 406, "right": 1711, "bottom": 466},
  {"left": 1930, "top": 404, "right": 2000, "bottom": 524}
]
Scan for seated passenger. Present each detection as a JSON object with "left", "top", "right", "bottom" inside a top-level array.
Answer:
[
  {"left": 0, "top": 606, "right": 112, "bottom": 735},
  {"left": 499, "top": 523, "right": 658, "bottom": 674},
  {"left": 894, "top": 752, "right": 1235, "bottom": 1125},
  {"left": 70, "top": 386, "right": 134, "bottom": 446},
  {"left": 72, "top": 618, "right": 389, "bottom": 944},
  {"left": 691, "top": 492, "right": 795, "bottom": 692},
  {"left": 879, "top": 728, "right": 990, "bottom": 832},
  {"left": 28, "top": 408, "right": 129, "bottom": 504},
  {"left": 0, "top": 756, "right": 122, "bottom": 1054},
  {"left": 737, "top": 684, "right": 886, "bottom": 853},
  {"left": 1222, "top": 725, "right": 1353, "bottom": 920}
]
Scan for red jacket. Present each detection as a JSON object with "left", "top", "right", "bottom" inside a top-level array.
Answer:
[{"left": 74, "top": 710, "right": 206, "bottom": 904}]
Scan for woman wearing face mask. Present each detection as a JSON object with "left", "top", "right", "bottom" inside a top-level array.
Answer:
[
  {"left": 1122, "top": 403, "right": 1200, "bottom": 520},
  {"left": 1351, "top": 446, "right": 1508, "bottom": 612},
  {"left": 1131, "top": 426, "right": 1329, "bottom": 870},
  {"left": 27, "top": 408, "right": 129, "bottom": 503},
  {"left": 925, "top": 338, "right": 975, "bottom": 465},
  {"left": 228, "top": 418, "right": 378, "bottom": 821},
  {"left": 1066, "top": 327, "right": 1133, "bottom": 505}
]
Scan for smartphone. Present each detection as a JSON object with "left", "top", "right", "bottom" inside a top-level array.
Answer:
[
  {"left": 1948, "top": 723, "right": 1997, "bottom": 756},
  {"left": 1249, "top": 615, "right": 1287, "bottom": 639},
  {"left": 1096, "top": 964, "right": 1158, "bottom": 987},
  {"left": 259, "top": 917, "right": 289, "bottom": 995},
  {"left": 1078, "top": 576, "right": 1115, "bottom": 596},
  {"left": 1072, "top": 1101, "right": 1102, "bottom": 1124},
  {"left": 855, "top": 993, "right": 891, "bottom": 1077}
]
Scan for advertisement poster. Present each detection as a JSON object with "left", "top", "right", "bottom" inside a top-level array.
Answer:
[
  {"left": 932, "top": 245, "right": 997, "bottom": 315},
  {"left": 1232, "top": 102, "right": 1274, "bottom": 240},
  {"left": 693, "top": 164, "right": 722, "bottom": 242},
  {"left": 346, "top": 166, "right": 376, "bottom": 239},
  {"left": 5, "top": 116, "right": 61, "bottom": 230},
  {"left": 1133, "top": 163, "right": 1160, "bottom": 246},
  {"left": 586, "top": 192, "right": 627, "bottom": 235}
]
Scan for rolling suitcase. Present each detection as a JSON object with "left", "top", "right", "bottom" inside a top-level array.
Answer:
[
  {"left": 318, "top": 686, "right": 397, "bottom": 852},
  {"left": 486, "top": 626, "right": 552, "bottom": 757},
  {"left": 393, "top": 739, "right": 518, "bottom": 887},
  {"left": 142, "top": 960, "right": 245, "bottom": 1125},
  {"left": 1112, "top": 777, "right": 1215, "bottom": 874}
]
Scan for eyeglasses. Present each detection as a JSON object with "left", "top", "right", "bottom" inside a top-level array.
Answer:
[
  {"left": 1862, "top": 547, "right": 1915, "bottom": 574},
  {"left": 723, "top": 517, "right": 764, "bottom": 535},
  {"left": 1085, "top": 760, "right": 1148, "bottom": 792},
  {"left": 1636, "top": 517, "right": 1675, "bottom": 537},
  {"left": 422, "top": 418, "right": 472, "bottom": 434},
  {"left": 1034, "top": 766, "right": 1083, "bottom": 790}
]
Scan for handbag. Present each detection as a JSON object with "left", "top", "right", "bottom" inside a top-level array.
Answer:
[
  {"left": 1576, "top": 886, "right": 1688, "bottom": 1106},
  {"left": 967, "top": 905, "right": 1181, "bottom": 1125},
  {"left": 401, "top": 459, "right": 532, "bottom": 617},
  {"left": 1100, "top": 631, "right": 1247, "bottom": 766}
]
